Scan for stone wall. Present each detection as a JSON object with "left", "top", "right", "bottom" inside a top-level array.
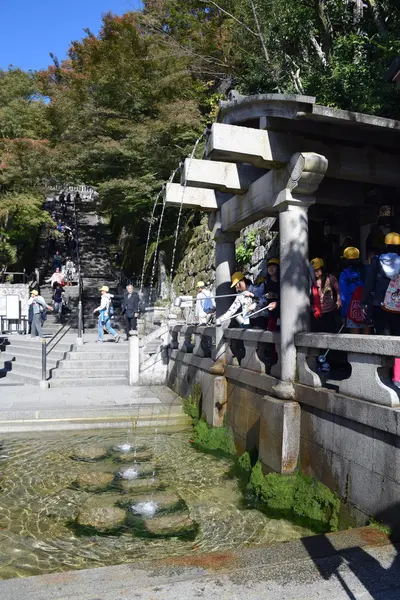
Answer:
[
  {"left": 172, "top": 215, "right": 278, "bottom": 297},
  {"left": 167, "top": 349, "right": 400, "bottom": 525},
  {"left": 173, "top": 216, "right": 215, "bottom": 296}
]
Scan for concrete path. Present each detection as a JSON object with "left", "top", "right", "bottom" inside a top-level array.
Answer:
[
  {"left": 0, "top": 383, "right": 188, "bottom": 433},
  {"left": 0, "top": 528, "right": 399, "bottom": 599}
]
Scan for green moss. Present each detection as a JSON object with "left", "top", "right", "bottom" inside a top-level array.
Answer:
[
  {"left": 367, "top": 517, "right": 391, "bottom": 535},
  {"left": 248, "top": 462, "right": 340, "bottom": 533},
  {"left": 182, "top": 394, "right": 201, "bottom": 425},
  {"left": 192, "top": 420, "right": 236, "bottom": 457}
]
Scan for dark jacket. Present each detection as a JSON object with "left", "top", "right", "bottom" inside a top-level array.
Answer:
[
  {"left": 121, "top": 291, "right": 139, "bottom": 317},
  {"left": 361, "top": 254, "right": 400, "bottom": 308}
]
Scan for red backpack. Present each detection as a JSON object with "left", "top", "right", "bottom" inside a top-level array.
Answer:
[{"left": 346, "top": 286, "right": 364, "bottom": 323}]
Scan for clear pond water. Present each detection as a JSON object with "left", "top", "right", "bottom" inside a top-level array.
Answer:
[{"left": 0, "top": 429, "right": 313, "bottom": 580}]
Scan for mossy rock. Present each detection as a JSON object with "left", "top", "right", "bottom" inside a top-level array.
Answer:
[
  {"left": 143, "top": 513, "right": 197, "bottom": 537},
  {"left": 71, "top": 444, "right": 109, "bottom": 462},
  {"left": 113, "top": 450, "right": 153, "bottom": 464},
  {"left": 121, "top": 477, "right": 164, "bottom": 493},
  {"left": 73, "top": 471, "right": 115, "bottom": 492},
  {"left": 76, "top": 505, "right": 126, "bottom": 533}
]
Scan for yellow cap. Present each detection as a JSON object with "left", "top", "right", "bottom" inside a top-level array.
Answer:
[
  {"left": 268, "top": 258, "right": 280, "bottom": 266},
  {"left": 31, "top": 289, "right": 38, "bottom": 296},
  {"left": 100, "top": 285, "right": 109, "bottom": 292},
  {"left": 311, "top": 258, "right": 324, "bottom": 271},
  {"left": 342, "top": 247, "right": 360, "bottom": 260},
  {"left": 230, "top": 271, "right": 245, "bottom": 287},
  {"left": 385, "top": 232, "right": 400, "bottom": 245},
  {"left": 196, "top": 281, "right": 205, "bottom": 288}
]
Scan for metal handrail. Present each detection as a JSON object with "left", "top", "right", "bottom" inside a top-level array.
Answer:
[{"left": 0, "top": 270, "right": 28, "bottom": 284}]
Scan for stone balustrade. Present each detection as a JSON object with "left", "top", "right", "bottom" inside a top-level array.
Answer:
[
  {"left": 168, "top": 325, "right": 400, "bottom": 407},
  {"left": 223, "top": 328, "right": 281, "bottom": 377},
  {"left": 295, "top": 333, "right": 400, "bottom": 407}
]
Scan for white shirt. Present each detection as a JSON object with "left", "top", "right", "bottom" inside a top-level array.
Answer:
[{"left": 196, "top": 289, "right": 215, "bottom": 324}]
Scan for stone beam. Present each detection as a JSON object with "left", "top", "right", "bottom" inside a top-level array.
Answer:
[
  {"left": 220, "top": 152, "right": 328, "bottom": 232},
  {"left": 182, "top": 158, "right": 266, "bottom": 194},
  {"left": 165, "top": 183, "right": 230, "bottom": 211},
  {"left": 205, "top": 123, "right": 400, "bottom": 187}
]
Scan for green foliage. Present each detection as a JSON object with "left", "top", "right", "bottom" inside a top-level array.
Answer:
[
  {"left": 237, "top": 451, "right": 252, "bottom": 473},
  {"left": 192, "top": 420, "right": 237, "bottom": 456},
  {"left": 182, "top": 393, "right": 201, "bottom": 424},
  {"left": 236, "top": 230, "right": 258, "bottom": 267},
  {"left": 248, "top": 462, "right": 340, "bottom": 532}
]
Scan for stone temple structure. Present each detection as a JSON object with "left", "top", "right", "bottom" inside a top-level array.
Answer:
[{"left": 165, "top": 93, "right": 400, "bottom": 525}]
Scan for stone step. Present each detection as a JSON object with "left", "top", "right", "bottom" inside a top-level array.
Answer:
[
  {"left": 0, "top": 353, "right": 61, "bottom": 369},
  {"left": 58, "top": 359, "right": 127, "bottom": 369},
  {"left": 0, "top": 407, "right": 190, "bottom": 432},
  {"left": 66, "top": 351, "right": 128, "bottom": 360},
  {"left": 74, "top": 345, "right": 127, "bottom": 353},
  {"left": 0, "top": 347, "right": 67, "bottom": 361},
  {"left": 49, "top": 376, "right": 129, "bottom": 388},
  {"left": 1, "top": 339, "right": 73, "bottom": 354},
  {"left": 0, "top": 369, "right": 42, "bottom": 386},
  {"left": 52, "top": 367, "right": 128, "bottom": 378}
]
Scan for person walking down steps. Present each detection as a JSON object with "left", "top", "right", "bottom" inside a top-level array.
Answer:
[
  {"left": 28, "top": 290, "right": 53, "bottom": 340},
  {"left": 93, "top": 285, "right": 120, "bottom": 343},
  {"left": 121, "top": 284, "right": 139, "bottom": 341}
]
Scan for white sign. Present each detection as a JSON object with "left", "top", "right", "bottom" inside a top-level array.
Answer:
[
  {"left": 180, "top": 295, "right": 193, "bottom": 308},
  {"left": 0, "top": 296, "right": 5, "bottom": 316},
  {"left": 6, "top": 295, "right": 20, "bottom": 319}
]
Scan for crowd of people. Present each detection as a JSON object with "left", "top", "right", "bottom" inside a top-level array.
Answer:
[{"left": 195, "top": 231, "right": 400, "bottom": 378}]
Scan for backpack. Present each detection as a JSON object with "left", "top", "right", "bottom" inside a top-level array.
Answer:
[
  {"left": 203, "top": 295, "right": 215, "bottom": 314},
  {"left": 383, "top": 274, "right": 400, "bottom": 313},
  {"left": 107, "top": 298, "right": 115, "bottom": 317},
  {"left": 347, "top": 285, "right": 364, "bottom": 323}
]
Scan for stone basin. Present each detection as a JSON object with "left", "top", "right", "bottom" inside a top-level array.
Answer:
[
  {"left": 143, "top": 513, "right": 197, "bottom": 537},
  {"left": 121, "top": 477, "right": 164, "bottom": 493},
  {"left": 73, "top": 471, "right": 115, "bottom": 491},
  {"left": 113, "top": 450, "right": 153, "bottom": 463},
  {"left": 77, "top": 506, "right": 126, "bottom": 533},
  {"left": 126, "top": 492, "right": 183, "bottom": 512},
  {"left": 71, "top": 444, "right": 109, "bottom": 461}
]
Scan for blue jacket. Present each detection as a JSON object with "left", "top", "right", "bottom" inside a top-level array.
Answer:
[{"left": 339, "top": 266, "right": 363, "bottom": 318}]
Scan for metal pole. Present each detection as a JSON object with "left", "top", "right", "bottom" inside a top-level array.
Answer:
[
  {"left": 77, "top": 300, "right": 84, "bottom": 346},
  {"left": 39, "top": 338, "right": 49, "bottom": 389}
]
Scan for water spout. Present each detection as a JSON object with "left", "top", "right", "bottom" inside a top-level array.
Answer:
[
  {"left": 169, "top": 131, "right": 206, "bottom": 283},
  {"left": 115, "top": 443, "right": 132, "bottom": 453},
  {"left": 148, "top": 167, "right": 180, "bottom": 301},
  {"left": 130, "top": 501, "right": 158, "bottom": 518},
  {"left": 120, "top": 467, "right": 139, "bottom": 480},
  {"left": 140, "top": 188, "right": 164, "bottom": 295}
]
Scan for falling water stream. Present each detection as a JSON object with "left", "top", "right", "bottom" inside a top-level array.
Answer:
[
  {"left": 139, "top": 188, "right": 164, "bottom": 294},
  {"left": 148, "top": 166, "right": 180, "bottom": 301},
  {"left": 169, "top": 131, "right": 206, "bottom": 284}
]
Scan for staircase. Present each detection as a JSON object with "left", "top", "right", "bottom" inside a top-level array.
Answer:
[{"left": 49, "top": 340, "right": 128, "bottom": 387}]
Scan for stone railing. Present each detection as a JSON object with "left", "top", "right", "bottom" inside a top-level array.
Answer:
[
  {"left": 223, "top": 328, "right": 281, "bottom": 377},
  {"left": 167, "top": 325, "right": 400, "bottom": 408},
  {"left": 295, "top": 333, "right": 400, "bottom": 407}
]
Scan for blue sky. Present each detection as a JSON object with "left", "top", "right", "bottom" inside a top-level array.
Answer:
[{"left": 0, "top": 0, "right": 143, "bottom": 72}]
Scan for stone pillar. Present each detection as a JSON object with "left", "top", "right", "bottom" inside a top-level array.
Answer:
[
  {"left": 213, "top": 227, "right": 238, "bottom": 368},
  {"left": 273, "top": 201, "right": 312, "bottom": 399},
  {"left": 128, "top": 332, "right": 140, "bottom": 385}
]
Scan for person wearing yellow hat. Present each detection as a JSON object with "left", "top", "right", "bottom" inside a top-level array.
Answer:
[
  {"left": 310, "top": 257, "right": 341, "bottom": 336},
  {"left": 195, "top": 281, "right": 215, "bottom": 325},
  {"left": 216, "top": 271, "right": 263, "bottom": 327},
  {"left": 28, "top": 289, "right": 53, "bottom": 340},
  {"left": 255, "top": 258, "right": 281, "bottom": 331},
  {"left": 339, "top": 247, "right": 372, "bottom": 334},
  {"left": 361, "top": 232, "right": 400, "bottom": 337},
  {"left": 93, "top": 285, "right": 120, "bottom": 343}
]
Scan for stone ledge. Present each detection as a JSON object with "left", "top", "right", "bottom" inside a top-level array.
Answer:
[
  {"left": 295, "top": 333, "right": 400, "bottom": 355},
  {"left": 295, "top": 382, "right": 400, "bottom": 437}
]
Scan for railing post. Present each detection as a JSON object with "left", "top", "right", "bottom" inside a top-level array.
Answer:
[
  {"left": 128, "top": 332, "right": 140, "bottom": 385},
  {"left": 39, "top": 338, "right": 49, "bottom": 389},
  {"left": 76, "top": 300, "right": 84, "bottom": 346}
]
